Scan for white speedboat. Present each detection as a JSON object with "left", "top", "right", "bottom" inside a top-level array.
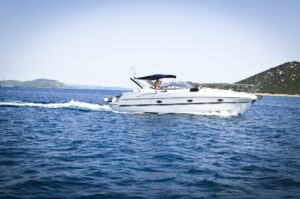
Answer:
[{"left": 103, "top": 74, "right": 258, "bottom": 114}]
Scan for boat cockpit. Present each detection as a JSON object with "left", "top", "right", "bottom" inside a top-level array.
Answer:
[{"left": 131, "top": 74, "right": 194, "bottom": 91}]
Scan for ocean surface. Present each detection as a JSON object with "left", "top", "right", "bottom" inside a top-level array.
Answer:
[{"left": 0, "top": 87, "right": 299, "bottom": 199}]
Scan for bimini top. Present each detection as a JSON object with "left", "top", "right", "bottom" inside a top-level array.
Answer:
[{"left": 135, "top": 74, "right": 176, "bottom": 80}]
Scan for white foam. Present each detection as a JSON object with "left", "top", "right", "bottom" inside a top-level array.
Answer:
[{"left": 0, "top": 100, "right": 111, "bottom": 111}]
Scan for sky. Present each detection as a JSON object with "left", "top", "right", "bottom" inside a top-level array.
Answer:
[{"left": 0, "top": 0, "right": 299, "bottom": 88}]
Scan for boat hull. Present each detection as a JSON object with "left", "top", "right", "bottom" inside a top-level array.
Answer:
[
  {"left": 109, "top": 100, "right": 254, "bottom": 114},
  {"left": 105, "top": 88, "right": 258, "bottom": 115}
]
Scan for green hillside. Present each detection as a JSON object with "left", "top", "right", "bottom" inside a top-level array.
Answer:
[
  {"left": 236, "top": 61, "right": 300, "bottom": 95},
  {"left": 190, "top": 61, "right": 300, "bottom": 95}
]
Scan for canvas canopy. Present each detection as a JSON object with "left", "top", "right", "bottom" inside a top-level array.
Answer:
[{"left": 135, "top": 74, "right": 176, "bottom": 80}]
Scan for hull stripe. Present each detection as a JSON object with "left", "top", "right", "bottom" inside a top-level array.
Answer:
[
  {"left": 118, "top": 101, "right": 251, "bottom": 107},
  {"left": 122, "top": 96, "right": 247, "bottom": 100}
]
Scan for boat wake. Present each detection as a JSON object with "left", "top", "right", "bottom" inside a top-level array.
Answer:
[{"left": 0, "top": 100, "right": 111, "bottom": 111}]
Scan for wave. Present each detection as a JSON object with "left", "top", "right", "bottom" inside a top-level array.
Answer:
[{"left": 0, "top": 100, "right": 111, "bottom": 111}]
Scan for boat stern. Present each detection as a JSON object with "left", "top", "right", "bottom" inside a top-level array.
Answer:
[{"left": 103, "top": 95, "right": 121, "bottom": 103}]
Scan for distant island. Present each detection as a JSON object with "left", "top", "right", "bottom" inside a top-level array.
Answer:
[
  {"left": 191, "top": 61, "right": 300, "bottom": 95},
  {"left": 0, "top": 79, "right": 66, "bottom": 88},
  {"left": 1, "top": 61, "right": 299, "bottom": 95},
  {"left": 0, "top": 78, "right": 128, "bottom": 90}
]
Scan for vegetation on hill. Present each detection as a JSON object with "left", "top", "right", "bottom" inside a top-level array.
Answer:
[
  {"left": 190, "top": 61, "right": 300, "bottom": 95},
  {"left": 236, "top": 61, "right": 299, "bottom": 95}
]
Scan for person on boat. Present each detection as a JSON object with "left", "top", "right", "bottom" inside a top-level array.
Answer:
[{"left": 154, "top": 79, "right": 161, "bottom": 89}]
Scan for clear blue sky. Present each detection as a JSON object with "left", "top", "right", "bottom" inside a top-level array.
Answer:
[{"left": 0, "top": 0, "right": 299, "bottom": 87}]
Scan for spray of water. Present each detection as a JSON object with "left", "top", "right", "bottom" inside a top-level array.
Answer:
[{"left": 0, "top": 100, "right": 111, "bottom": 111}]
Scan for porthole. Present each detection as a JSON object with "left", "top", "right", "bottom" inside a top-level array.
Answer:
[
  {"left": 156, "top": 100, "right": 162, "bottom": 103},
  {"left": 217, "top": 99, "right": 223, "bottom": 102},
  {"left": 187, "top": 99, "right": 193, "bottom": 102}
]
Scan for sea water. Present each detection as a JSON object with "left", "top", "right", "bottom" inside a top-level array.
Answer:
[{"left": 0, "top": 87, "right": 299, "bottom": 198}]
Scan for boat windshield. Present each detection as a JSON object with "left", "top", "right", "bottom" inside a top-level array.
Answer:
[
  {"left": 161, "top": 81, "right": 193, "bottom": 90},
  {"left": 132, "top": 77, "right": 192, "bottom": 90}
]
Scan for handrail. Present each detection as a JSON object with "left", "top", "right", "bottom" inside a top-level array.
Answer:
[{"left": 130, "top": 78, "right": 143, "bottom": 89}]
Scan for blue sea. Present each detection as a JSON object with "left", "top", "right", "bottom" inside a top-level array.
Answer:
[{"left": 0, "top": 87, "right": 299, "bottom": 199}]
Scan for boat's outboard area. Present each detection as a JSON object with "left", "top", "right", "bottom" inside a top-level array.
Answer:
[
  {"left": 103, "top": 95, "right": 121, "bottom": 103},
  {"left": 103, "top": 97, "right": 113, "bottom": 103}
]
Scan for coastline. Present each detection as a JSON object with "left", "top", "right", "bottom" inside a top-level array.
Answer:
[{"left": 255, "top": 93, "right": 300, "bottom": 97}]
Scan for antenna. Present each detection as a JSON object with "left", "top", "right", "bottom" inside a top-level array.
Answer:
[{"left": 130, "top": 67, "right": 136, "bottom": 78}]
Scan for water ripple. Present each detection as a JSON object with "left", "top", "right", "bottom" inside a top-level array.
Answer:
[{"left": 0, "top": 88, "right": 299, "bottom": 198}]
